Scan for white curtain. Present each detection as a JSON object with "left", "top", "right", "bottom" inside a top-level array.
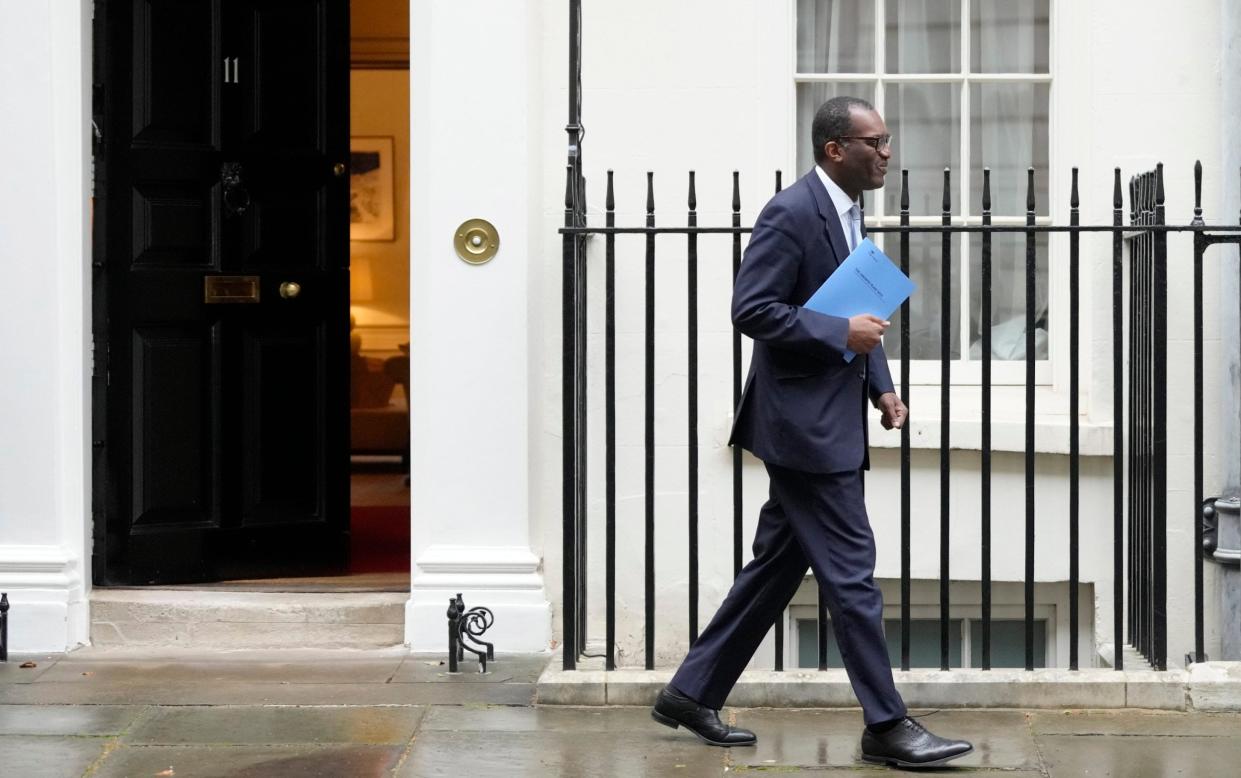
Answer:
[
  {"left": 797, "top": 0, "right": 872, "bottom": 73},
  {"left": 886, "top": 1, "right": 962, "bottom": 358},
  {"left": 968, "top": 0, "right": 1049, "bottom": 360}
]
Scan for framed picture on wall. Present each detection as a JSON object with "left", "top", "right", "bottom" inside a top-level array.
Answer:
[{"left": 349, "top": 136, "right": 396, "bottom": 241}]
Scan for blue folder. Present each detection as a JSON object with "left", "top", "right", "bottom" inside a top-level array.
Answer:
[{"left": 803, "top": 237, "right": 916, "bottom": 363}]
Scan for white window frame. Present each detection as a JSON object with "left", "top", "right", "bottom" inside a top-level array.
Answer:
[
  {"left": 790, "top": 603, "right": 1056, "bottom": 669},
  {"left": 790, "top": 0, "right": 1055, "bottom": 388}
]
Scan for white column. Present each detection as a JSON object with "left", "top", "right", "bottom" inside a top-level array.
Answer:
[
  {"left": 406, "top": 0, "right": 549, "bottom": 652},
  {"left": 0, "top": 0, "right": 91, "bottom": 652}
]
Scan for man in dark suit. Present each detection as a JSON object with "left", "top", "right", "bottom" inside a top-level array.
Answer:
[{"left": 650, "top": 97, "right": 973, "bottom": 769}]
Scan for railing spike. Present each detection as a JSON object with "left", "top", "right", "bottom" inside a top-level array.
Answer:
[
  {"left": 1027, "top": 167, "right": 1036, "bottom": 214},
  {"left": 900, "top": 169, "right": 909, "bottom": 211},
  {"left": 688, "top": 170, "right": 697, "bottom": 212},
  {"left": 775, "top": 169, "right": 783, "bottom": 194},
  {"left": 942, "top": 167, "right": 951, "bottom": 212},
  {"left": 982, "top": 167, "right": 991, "bottom": 213},
  {"left": 1071, "top": 167, "right": 1080, "bottom": 210},
  {"left": 732, "top": 171, "right": 741, "bottom": 212},
  {"left": 1155, "top": 162, "right": 1165, "bottom": 206},
  {"left": 1113, "top": 167, "right": 1122, "bottom": 210},
  {"left": 646, "top": 171, "right": 655, "bottom": 214},
  {"left": 606, "top": 169, "right": 615, "bottom": 212},
  {"left": 1192, "top": 161, "right": 1204, "bottom": 225}
]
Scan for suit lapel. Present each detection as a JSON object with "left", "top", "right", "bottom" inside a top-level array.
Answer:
[{"left": 805, "top": 170, "right": 850, "bottom": 267}]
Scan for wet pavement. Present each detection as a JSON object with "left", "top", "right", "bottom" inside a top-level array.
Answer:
[{"left": 1, "top": 650, "right": 1238, "bottom": 776}]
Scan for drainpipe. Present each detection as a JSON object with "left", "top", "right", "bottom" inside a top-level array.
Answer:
[{"left": 1212, "top": 0, "right": 1241, "bottom": 661}]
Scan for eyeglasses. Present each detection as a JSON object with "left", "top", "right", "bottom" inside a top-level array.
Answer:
[{"left": 834, "top": 134, "right": 893, "bottom": 152}]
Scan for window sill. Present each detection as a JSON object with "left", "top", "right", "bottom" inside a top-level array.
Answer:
[{"left": 867, "top": 415, "right": 1115, "bottom": 457}]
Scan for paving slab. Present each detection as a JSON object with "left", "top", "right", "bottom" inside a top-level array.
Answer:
[
  {"left": 1029, "top": 708, "right": 1241, "bottom": 736},
  {"left": 93, "top": 743, "right": 403, "bottom": 778},
  {"left": 420, "top": 704, "right": 660, "bottom": 732},
  {"left": 1037, "top": 733, "right": 1241, "bottom": 778},
  {"left": 0, "top": 680, "right": 535, "bottom": 706},
  {"left": 0, "top": 735, "right": 111, "bottom": 778},
  {"left": 0, "top": 654, "right": 62, "bottom": 683},
  {"left": 0, "top": 703, "right": 144, "bottom": 735},
  {"left": 730, "top": 708, "right": 1041, "bottom": 771},
  {"left": 125, "top": 705, "right": 425, "bottom": 745},
  {"left": 398, "top": 730, "right": 728, "bottom": 778},
  {"left": 392, "top": 653, "right": 547, "bottom": 683},
  {"left": 725, "top": 770, "right": 1043, "bottom": 777},
  {"left": 35, "top": 655, "right": 405, "bottom": 685}
]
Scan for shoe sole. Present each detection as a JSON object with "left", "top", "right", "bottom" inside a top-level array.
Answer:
[
  {"left": 650, "top": 709, "right": 756, "bottom": 748},
  {"left": 861, "top": 745, "right": 974, "bottom": 769}
]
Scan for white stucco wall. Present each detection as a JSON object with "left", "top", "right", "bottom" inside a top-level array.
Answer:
[
  {"left": 532, "top": 0, "right": 1231, "bottom": 669},
  {"left": 0, "top": 0, "right": 90, "bottom": 652},
  {"left": 0, "top": 0, "right": 1231, "bottom": 663},
  {"left": 405, "top": 0, "right": 551, "bottom": 651}
]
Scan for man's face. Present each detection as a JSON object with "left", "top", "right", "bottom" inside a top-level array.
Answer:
[{"left": 825, "top": 107, "right": 892, "bottom": 193}]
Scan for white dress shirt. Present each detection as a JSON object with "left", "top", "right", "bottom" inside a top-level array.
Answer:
[{"left": 814, "top": 164, "right": 863, "bottom": 252}]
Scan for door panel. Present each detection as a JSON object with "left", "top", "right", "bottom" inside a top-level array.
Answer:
[
  {"left": 96, "top": 0, "right": 349, "bottom": 585},
  {"left": 131, "top": 180, "right": 221, "bottom": 267},
  {"left": 243, "top": 1, "right": 326, "bottom": 153},
  {"left": 242, "top": 325, "right": 324, "bottom": 523},
  {"left": 130, "top": 326, "right": 221, "bottom": 528},
  {"left": 242, "top": 183, "right": 324, "bottom": 268},
  {"left": 131, "top": 0, "right": 218, "bottom": 147}
]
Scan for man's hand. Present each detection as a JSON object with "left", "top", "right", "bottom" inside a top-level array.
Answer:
[
  {"left": 874, "top": 392, "right": 907, "bottom": 430},
  {"left": 847, "top": 314, "right": 889, "bottom": 355}
]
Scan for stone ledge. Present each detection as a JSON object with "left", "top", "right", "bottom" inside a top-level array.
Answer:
[
  {"left": 537, "top": 655, "right": 1241, "bottom": 711},
  {"left": 1188, "top": 662, "right": 1241, "bottom": 710}
]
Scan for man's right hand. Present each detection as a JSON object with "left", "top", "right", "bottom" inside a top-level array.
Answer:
[{"left": 846, "top": 314, "right": 889, "bottom": 354}]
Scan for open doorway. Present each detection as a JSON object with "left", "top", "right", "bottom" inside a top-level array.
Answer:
[
  {"left": 346, "top": 1, "right": 412, "bottom": 588},
  {"left": 90, "top": 0, "right": 410, "bottom": 592}
]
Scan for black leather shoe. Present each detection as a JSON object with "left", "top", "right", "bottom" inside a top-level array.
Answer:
[
  {"left": 650, "top": 686, "right": 756, "bottom": 747},
  {"left": 860, "top": 716, "right": 973, "bottom": 768}
]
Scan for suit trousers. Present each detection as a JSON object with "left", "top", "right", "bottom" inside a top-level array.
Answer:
[{"left": 668, "top": 462, "right": 907, "bottom": 726}]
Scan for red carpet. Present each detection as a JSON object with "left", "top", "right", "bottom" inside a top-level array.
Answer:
[{"left": 350, "top": 505, "right": 412, "bottom": 573}]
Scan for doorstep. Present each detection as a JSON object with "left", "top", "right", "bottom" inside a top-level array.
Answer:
[
  {"left": 89, "top": 589, "right": 407, "bottom": 650},
  {"left": 536, "top": 654, "right": 1241, "bottom": 712}
]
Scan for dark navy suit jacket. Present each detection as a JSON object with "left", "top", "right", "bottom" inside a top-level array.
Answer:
[{"left": 728, "top": 170, "right": 895, "bottom": 474}]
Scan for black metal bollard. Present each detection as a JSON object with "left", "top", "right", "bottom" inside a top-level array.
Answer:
[
  {"left": 1, "top": 592, "right": 9, "bottom": 662},
  {"left": 447, "top": 597, "right": 460, "bottom": 673},
  {"left": 455, "top": 593, "right": 466, "bottom": 662},
  {"left": 444, "top": 592, "right": 496, "bottom": 673}
]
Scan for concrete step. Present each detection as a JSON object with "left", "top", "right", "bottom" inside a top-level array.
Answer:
[{"left": 90, "top": 589, "right": 406, "bottom": 649}]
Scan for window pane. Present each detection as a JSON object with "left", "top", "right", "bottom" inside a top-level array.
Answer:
[
  {"left": 882, "top": 83, "right": 961, "bottom": 216},
  {"left": 796, "top": 618, "right": 963, "bottom": 669},
  {"left": 970, "top": 83, "right": 1049, "bottom": 216},
  {"left": 884, "top": 0, "right": 960, "bottom": 74},
  {"left": 796, "top": 81, "right": 875, "bottom": 175},
  {"left": 968, "top": 233, "right": 1049, "bottom": 360},
  {"left": 969, "top": 619, "right": 1047, "bottom": 667},
  {"left": 883, "top": 619, "right": 962, "bottom": 668},
  {"left": 971, "top": 0, "right": 1050, "bottom": 73},
  {"left": 797, "top": 0, "right": 875, "bottom": 73},
  {"left": 885, "top": 232, "right": 962, "bottom": 360}
]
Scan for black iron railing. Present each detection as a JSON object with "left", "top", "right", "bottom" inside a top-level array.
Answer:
[
  {"left": 0, "top": 593, "right": 9, "bottom": 662},
  {"left": 559, "top": 162, "right": 1241, "bottom": 673}
]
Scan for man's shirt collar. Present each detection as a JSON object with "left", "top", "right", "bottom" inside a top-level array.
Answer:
[{"left": 814, "top": 164, "right": 858, "bottom": 218}]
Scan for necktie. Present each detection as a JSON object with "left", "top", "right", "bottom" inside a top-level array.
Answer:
[{"left": 846, "top": 204, "right": 862, "bottom": 252}]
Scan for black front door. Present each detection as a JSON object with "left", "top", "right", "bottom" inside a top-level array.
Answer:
[{"left": 93, "top": 0, "right": 350, "bottom": 584}]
